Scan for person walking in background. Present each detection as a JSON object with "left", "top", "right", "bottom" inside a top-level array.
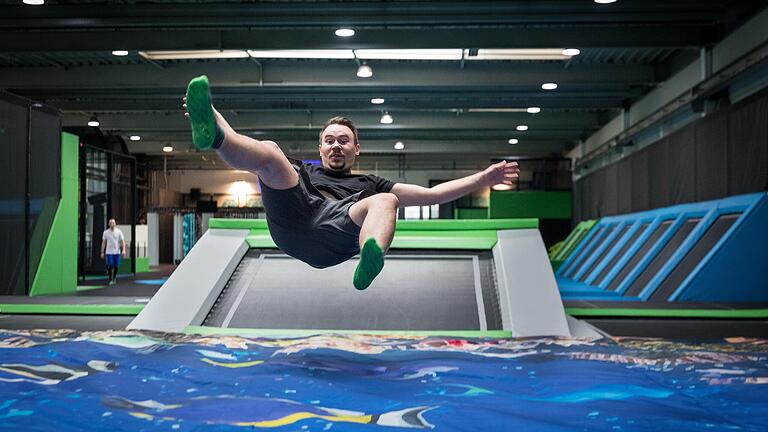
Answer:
[{"left": 101, "top": 218, "right": 126, "bottom": 285}]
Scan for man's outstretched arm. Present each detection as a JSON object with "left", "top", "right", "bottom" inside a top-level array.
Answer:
[{"left": 390, "top": 161, "right": 519, "bottom": 207}]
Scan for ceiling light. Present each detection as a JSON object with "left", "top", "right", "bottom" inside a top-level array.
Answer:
[
  {"left": 162, "top": 145, "right": 173, "bottom": 153},
  {"left": 516, "top": 125, "right": 529, "bottom": 131},
  {"left": 129, "top": 135, "right": 141, "bottom": 141},
  {"left": 87, "top": 116, "right": 100, "bottom": 127},
  {"left": 111, "top": 50, "right": 129, "bottom": 56},
  {"left": 527, "top": 107, "right": 541, "bottom": 114},
  {"left": 140, "top": 50, "right": 250, "bottom": 60},
  {"left": 356, "top": 63, "right": 373, "bottom": 78},
  {"left": 562, "top": 48, "right": 581, "bottom": 56},
  {"left": 492, "top": 184, "right": 515, "bottom": 191},
  {"left": 370, "top": 98, "right": 385, "bottom": 104},
  {"left": 394, "top": 141, "right": 405, "bottom": 150},
  {"left": 508, "top": 139, "right": 519, "bottom": 145},
  {"left": 335, "top": 28, "right": 355, "bottom": 37},
  {"left": 541, "top": 82, "right": 558, "bottom": 90},
  {"left": 594, "top": 0, "right": 617, "bottom": 3},
  {"left": 467, "top": 49, "right": 569, "bottom": 61},
  {"left": 380, "top": 112, "right": 393, "bottom": 124},
  {"left": 143, "top": 49, "right": 573, "bottom": 61},
  {"left": 23, "top": 0, "right": 44, "bottom": 4},
  {"left": 467, "top": 108, "right": 528, "bottom": 113}
]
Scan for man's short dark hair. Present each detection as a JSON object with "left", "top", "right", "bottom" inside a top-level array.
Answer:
[{"left": 320, "top": 116, "right": 359, "bottom": 144}]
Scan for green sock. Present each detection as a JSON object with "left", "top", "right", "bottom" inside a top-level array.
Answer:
[
  {"left": 185, "top": 75, "right": 221, "bottom": 150},
  {"left": 353, "top": 238, "right": 385, "bottom": 290}
]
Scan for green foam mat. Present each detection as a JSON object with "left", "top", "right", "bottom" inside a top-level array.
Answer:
[
  {"left": 210, "top": 218, "right": 538, "bottom": 231},
  {"left": 184, "top": 326, "right": 513, "bottom": 338},
  {"left": 0, "top": 304, "right": 144, "bottom": 316}
]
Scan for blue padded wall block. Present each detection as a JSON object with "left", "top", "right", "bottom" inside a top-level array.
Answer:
[{"left": 676, "top": 194, "right": 768, "bottom": 301}]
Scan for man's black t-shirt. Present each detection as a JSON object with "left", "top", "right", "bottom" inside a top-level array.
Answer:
[{"left": 302, "top": 162, "right": 395, "bottom": 199}]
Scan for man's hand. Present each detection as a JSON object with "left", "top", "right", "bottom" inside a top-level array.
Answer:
[
  {"left": 100, "top": 252, "right": 105, "bottom": 259},
  {"left": 482, "top": 161, "right": 520, "bottom": 187}
]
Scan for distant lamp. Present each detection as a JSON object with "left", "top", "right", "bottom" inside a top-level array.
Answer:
[
  {"left": 380, "top": 112, "right": 393, "bottom": 124},
  {"left": 492, "top": 184, "right": 515, "bottom": 191},
  {"left": 356, "top": 62, "right": 373, "bottom": 78},
  {"left": 335, "top": 28, "right": 355, "bottom": 37},
  {"left": 87, "top": 116, "right": 100, "bottom": 127}
]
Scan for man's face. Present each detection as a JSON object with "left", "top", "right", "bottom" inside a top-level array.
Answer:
[
  {"left": 319, "top": 124, "right": 360, "bottom": 173},
  {"left": 108, "top": 219, "right": 116, "bottom": 229}
]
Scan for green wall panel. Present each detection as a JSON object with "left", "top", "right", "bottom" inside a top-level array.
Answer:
[
  {"left": 454, "top": 207, "right": 489, "bottom": 219},
  {"left": 489, "top": 190, "right": 572, "bottom": 219},
  {"left": 30, "top": 133, "right": 78, "bottom": 296},
  {"left": 119, "top": 257, "right": 150, "bottom": 274}
]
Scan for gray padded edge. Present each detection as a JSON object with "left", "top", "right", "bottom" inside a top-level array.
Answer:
[
  {"left": 493, "top": 229, "right": 571, "bottom": 337},
  {"left": 126, "top": 228, "right": 249, "bottom": 332},
  {"left": 472, "top": 256, "right": 488, "bottom": 331},
  {"left": 565, "top": 315, "right": 607, "bottom": 339}
]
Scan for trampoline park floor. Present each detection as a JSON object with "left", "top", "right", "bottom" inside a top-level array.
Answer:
[
  {"left": 0, "top": 265, "right": 175, "bottom": 331},
  {"left": 0, "top": 329, "right": 766, "bottom": 431},
  {"left": 74, "top": 264, "right": 176, "bottom": 297},
  {"left": 1, "top": 264, "right": 766, "bottom": 430}
]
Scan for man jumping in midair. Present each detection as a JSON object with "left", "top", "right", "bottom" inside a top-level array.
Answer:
[{"left": 184, "top": 76, "right": 519, "bottom": 290}]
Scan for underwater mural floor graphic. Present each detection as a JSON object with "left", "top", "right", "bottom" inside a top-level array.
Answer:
[{"left": 0, "top": 330, "right": 766, "bottom": 431}]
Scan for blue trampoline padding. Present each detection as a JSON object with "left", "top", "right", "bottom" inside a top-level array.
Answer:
[{"left": 559, "top": 193, "right": 768, "bottom": 303}]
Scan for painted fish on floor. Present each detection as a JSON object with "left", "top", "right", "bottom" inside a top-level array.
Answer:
[
  {"left": 0, "top": 360, "right": 116, "bottom": 385},
  {"left": 102, "top": 395, "right": 437, "bottom": 428}
]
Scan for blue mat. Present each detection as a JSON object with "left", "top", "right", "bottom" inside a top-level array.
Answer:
[
  {"left": 134, "top": 278, "right": 168, "bottom": 286},
  {"left": 0, "top": 330, "right": 766, "bottom": 431}
]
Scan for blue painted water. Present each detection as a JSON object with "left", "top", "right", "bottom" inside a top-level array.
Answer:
[{"left": 0, "top": 330, "right": 765, "bottom": 431}]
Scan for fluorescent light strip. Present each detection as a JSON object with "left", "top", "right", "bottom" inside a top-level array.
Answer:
[
  {"left": 468, "top": 108, "right": 529, "bottom": 113},
  {"left": 139, "top": 50, "right": 250, "bottom": 60},
  {"left": 141, "top": 49, "right": 571, "bottom": 61}
]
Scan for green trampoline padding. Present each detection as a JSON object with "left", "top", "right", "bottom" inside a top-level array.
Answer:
[
  {"left": 0, "top": 304, "right": 144, "bottom": 316},
  {"left": 565, "top": 307, "right": 768, "bottom": 319},
  {"left": 247, "top": 229, "right": 501, "bottom": 250},
  {"left": 210, "top": 218, "right": 537, "bottom": 231},
  {"left": 184, "top": 326, "right": 513, "bottom": 338},
  {"left": 218, "top": 218, "right": 539, "bottom": 250}
]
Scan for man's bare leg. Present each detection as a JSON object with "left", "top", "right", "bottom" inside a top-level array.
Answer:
[
  {"left": 184, "top": 75, "right": 297, "bottom": 190},
  {"left": 212, "top": 109, "right": 298, "bottom": 189},
  {"left": 348, "top": 193, "right": 399, "bottom": 290}
]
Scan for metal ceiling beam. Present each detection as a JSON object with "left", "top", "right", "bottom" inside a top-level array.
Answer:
[
  {"left": 43, "top": 96, "right": 625, "bottom": 112},
  {"left": 0, "top": 26, "right": 717, "bottom": 52},
  {"left": 61, "top": 110, "right": 599, "bottom": 131},
  {"left": 116, "top": 137, "right": 568, "bottom": 157},
  {"left": 1, "top": 60, "right": 657, "bottom": 89},
  {"left": 0, "top": 1, "right": 736, "bottom": 29}
]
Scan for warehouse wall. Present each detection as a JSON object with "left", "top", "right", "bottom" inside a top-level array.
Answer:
[{"left": 573, "top": 88, "right": 768, "bottom": 222}]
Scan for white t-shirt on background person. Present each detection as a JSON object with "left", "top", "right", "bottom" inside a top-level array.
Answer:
[{"left": 102, "top": 228, "right": 125, "bottom": 255}]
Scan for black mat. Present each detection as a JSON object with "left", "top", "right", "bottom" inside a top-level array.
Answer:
[{"left": 205, "top": 250, "right": 501, "bottom": 331}]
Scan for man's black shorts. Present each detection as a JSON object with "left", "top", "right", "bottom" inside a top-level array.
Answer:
[{"left": 258, "top": 162, "right": 370, "bottom": 268}]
